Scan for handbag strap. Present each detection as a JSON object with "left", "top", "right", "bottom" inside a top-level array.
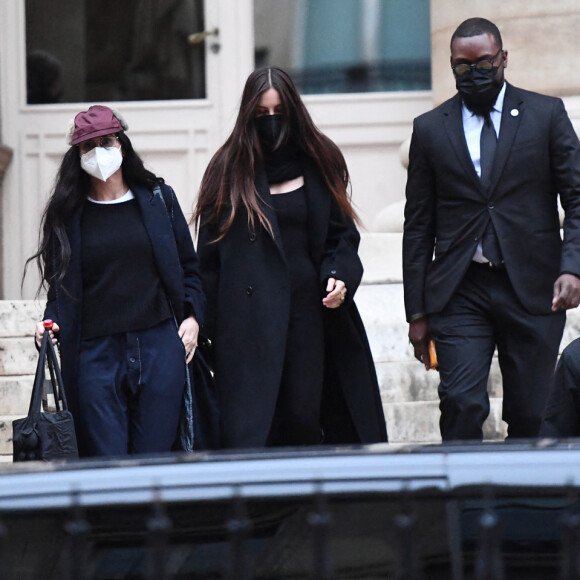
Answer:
[
  {"left": 46, "top": 339, "right": 68, "bottom": 410},
  {"left": 28, "top": 321, "right": 68, "bottom": 415}
]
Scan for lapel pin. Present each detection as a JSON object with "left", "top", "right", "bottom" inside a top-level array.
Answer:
[{"left": 510, "top": 108, "right": 519, "bottom": 117}]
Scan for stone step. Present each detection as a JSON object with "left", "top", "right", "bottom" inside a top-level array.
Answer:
[
  {"left": 0, "top": 301, "right": 43, "bottom": 338},
  {"left": 0, "top": 337, "right": 38, "bottom": 376},
  {"left": 0, "top": 415, "right": 22, "bottom": 456},
  {"left": 378, "top": 396, "right": 506, "bottom": 443},
  {"left": 0, "top": 400, "right": 507, "bottom": 456},
  {"left": 376, "top": 358, "right": 504, "bottom": 404},
  {"left": 0, "top": 376, "right": 33, "bottom": 415}
]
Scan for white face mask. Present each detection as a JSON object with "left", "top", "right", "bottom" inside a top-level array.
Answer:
[{"left": 80, "top": 146, "right": 123, "bottom": 182}]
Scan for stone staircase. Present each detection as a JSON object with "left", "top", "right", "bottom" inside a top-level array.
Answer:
[
  {"left": 0, "top": 233, "right": 579, "bottom": 455},
  {"left": 0, "top": 300, "right": 43, "bottom": 456}
]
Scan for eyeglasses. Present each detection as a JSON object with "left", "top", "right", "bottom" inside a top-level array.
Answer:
[
  {"left": 78, "top": 134, "right": 119, "bottom": 155},
  {"left": 451, "top": 49, "right": 503, "bottom": 77}
]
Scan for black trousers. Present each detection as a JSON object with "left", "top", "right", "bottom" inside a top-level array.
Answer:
[
  {"left": 429, "top": 263, "right": 565, "bottom": 441},
  {"left": 267, "top": 308, "right": 325, "bottom": 447}
]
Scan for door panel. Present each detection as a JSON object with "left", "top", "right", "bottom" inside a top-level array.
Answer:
[{"left": 0, "top": 0, "right": 253, "bottom": 299}]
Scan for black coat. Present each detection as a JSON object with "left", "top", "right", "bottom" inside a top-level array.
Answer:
[
  {"left": 43, "top": 183, "right": 205, "bottom": 447},
  {"left": 197, "top": 159, "right": 387, "bottom": 448},
  {"left": 403, "top": 83, "right": 580, "bottom": 320}
]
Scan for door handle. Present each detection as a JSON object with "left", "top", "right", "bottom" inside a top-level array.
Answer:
[{"left": 187, "top": 27, "right": 219, "bottom": 45}]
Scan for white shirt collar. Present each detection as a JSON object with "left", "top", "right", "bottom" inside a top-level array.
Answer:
[{"left": 87, "top": 190, "right": 134, "bottom": 204}]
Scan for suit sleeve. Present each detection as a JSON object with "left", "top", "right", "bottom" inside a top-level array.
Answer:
[
  {"left": 320, "top": 195, "right": 363, "bottom": 305},
  {"left": 550, "top": 98, "right": 580, "bottom": 278},
  {"left": 164, "top": 185, "right": 206, "bottom": 326},
  {"left": 403, "top": 119, "right": 437, "bottom": 322}
]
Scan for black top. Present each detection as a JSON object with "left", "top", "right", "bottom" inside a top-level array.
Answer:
[
  {"left": 270, "top": 186, "right": 319, "bottom": 302},
  {"left": 80, "top": 197, "right": 171, "bottom": 339}
]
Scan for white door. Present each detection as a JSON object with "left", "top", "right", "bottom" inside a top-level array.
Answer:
[{"left": 0, "top": 0, "right": 253, "bottom": 299}]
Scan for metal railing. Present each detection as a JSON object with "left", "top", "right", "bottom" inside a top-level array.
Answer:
[{"left": 0, "top": 481, "right": 578, "bottom": 579}]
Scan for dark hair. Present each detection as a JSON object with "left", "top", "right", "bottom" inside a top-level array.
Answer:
[
  {"left": 24, "top": 131, "right": 162, "bottom": 296},
  {"left": 450, "top": 17, "right": 503, "bottom": 51},
  {"left": 193, "top": 66, "right": 357, "bottom": 239}
]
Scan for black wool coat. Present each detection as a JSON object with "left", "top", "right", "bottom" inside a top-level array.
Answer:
[{"left": 197, "top": 159, "right": 388, "bottom": 448}]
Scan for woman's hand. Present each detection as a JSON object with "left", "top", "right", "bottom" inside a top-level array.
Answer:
[
  {"left": 35, "top": 320, "right": 60, "bottom": 348},
  {"left": 178, "top": 315, "right": 199, "bottom": 364},
  {"left": 323, "top": 278, "right": 347, "bottom": 309}
]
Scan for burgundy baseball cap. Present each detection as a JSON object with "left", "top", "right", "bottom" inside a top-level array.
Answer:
[{"left": 69, "top": 105, "right": 125, "bottom": 145}]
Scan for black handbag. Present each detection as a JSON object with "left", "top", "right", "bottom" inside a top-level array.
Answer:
[
  {"left": 12, "top": 322, "right": 79, "bottom": 462},
  {"left": 190, "top": 342, "right": 221, "bottom": 450}
]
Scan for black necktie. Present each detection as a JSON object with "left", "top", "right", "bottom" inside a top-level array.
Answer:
[
  {"left": 480, "top": 114, "right": 502, "bottom": 266},
  {"left": 480, "top": 113, "right": 496, "bottom": 188}
]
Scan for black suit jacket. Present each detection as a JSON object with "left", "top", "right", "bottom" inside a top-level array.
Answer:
[{"left": 403, "top": 83, "right": 580, "bottom": 321}]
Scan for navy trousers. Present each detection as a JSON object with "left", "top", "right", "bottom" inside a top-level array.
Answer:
[
  {"left": 430, "top": 263, "right": 565, "bottom": 441},
  {"left": 77, "top": 318, "right": 185, "bottom": 456}
]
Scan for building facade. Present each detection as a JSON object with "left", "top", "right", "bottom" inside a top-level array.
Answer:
[{"left": 0, "top": 0, "right": 431, "bottom": 299}]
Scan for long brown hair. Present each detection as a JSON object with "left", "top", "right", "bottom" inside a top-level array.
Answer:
[{"left": 193, "top": 66, "right": 358, "bottom": 239}]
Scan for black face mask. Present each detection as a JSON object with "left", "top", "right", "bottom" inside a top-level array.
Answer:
[
  {"left": 255, "top": 114, "right": 302, "bottom": 184},
  {"left": 456, "top": 67, "right": 503, "bottom": 116},
  {"left": 255, "top": 114, "right": 284, "bottom": 151}
]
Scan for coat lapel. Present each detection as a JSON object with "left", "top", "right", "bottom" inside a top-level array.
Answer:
[
  {"left": 135, "top": 183, "right": 173, "bottom": 238},
  {"left": 133, "top": 183, "right": 181, "bottom": 285},
  {"left": 254, "top": 169, "right": 285, "bottom": 258},
  {"left": 489, "top": 83, "right": 523, "bottom": 195},
  {"left": 62, "top": 205, "right": 84, "bottom": 304},
  {"left": 442, "top": 95, "right": 481, "bottom": 187},
  {"left": 303, "top": 158, "right": 330, "bottom": 263}
]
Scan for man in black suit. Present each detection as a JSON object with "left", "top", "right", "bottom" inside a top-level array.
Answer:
[
  {"left": 540, "top": 337, "right": 580, "bottom": 437},
  {"left": 403, "top": 17, "right": 580, "bottom": 441}
]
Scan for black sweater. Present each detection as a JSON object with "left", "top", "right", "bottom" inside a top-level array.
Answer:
[{"left": 80, "top": 197, "right": 171, "bottom": 339}]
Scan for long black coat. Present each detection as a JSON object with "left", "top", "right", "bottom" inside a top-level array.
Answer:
[{"left": 197, "top": 159, "right": 387, "bottom": 448}]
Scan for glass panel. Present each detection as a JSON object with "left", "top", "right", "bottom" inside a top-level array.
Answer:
[
  {"left": 254, "top": 0, "right": 431, "bottom": 94},
  {"left": 25, "top": 0, "right": 206, "bottom": 104}
]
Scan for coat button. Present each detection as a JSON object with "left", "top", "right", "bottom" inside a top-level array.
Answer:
[
  {"left": 488, "top": 202, "right": 494, "bottom": 209},
  {"left": 330, "top": 269, "right": 337, "bottom": 275},
  {"left": 246, "top": 286, "right": 253, "bottom": 295},
  {"left": 249, "top": 232, "right": 256, "bottom": 242}
]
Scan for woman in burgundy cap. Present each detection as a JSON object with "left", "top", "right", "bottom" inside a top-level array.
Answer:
[{"left": 26, "top": 105, "right": 205, "bottom": 457}]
